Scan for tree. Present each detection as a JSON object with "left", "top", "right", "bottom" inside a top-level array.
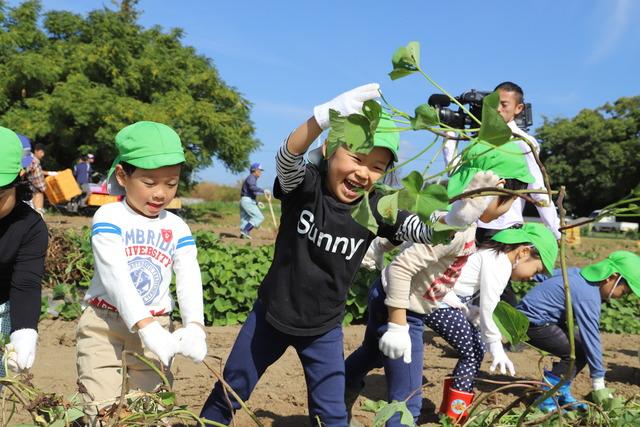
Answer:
[
  {"left": 0, "top": 0, "right": 259, "bottom": 179},
  {"left": 536, "top": 96, "right": 640, "bottom": 216}
]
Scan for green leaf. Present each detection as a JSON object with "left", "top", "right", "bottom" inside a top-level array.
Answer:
[
  {"left": 492, "top": 301, "right": 530, "bottom": 345},
  {"left": 65, "top": 407, "right": 85, "bottom": 421},
  {"left": 345, "top": 114, "right": 375, "bottom": 155},
  {"left": 377, "top": 192, "right": 399, "bottom": 224},
  {"left": 327, "top": 109, "right": 345, "bottom": 158},
  {"left": 389, "top": 41, "right": 421, "bottom": 80},
  {"left": 398, "top": 172, "right": 449, "bottom": 222},
  {"left": 362, "top": 99, "right": 382, "bottom": 133},
  {"left": 410, "top": 104, "right": 439, "bottom": 130},
  {"left": 372, "top": 400, "right": 414, "bottom": 426},
  {"left": 361, "top": 399, "right": 388, "bottom": 413},
  {"left": 352, "top": 193, "right": 379, "bottom": 234},
  {"left": 157, "top": 391, "right": 176, "bottom": 406},
  {"left": 478, "top": 91, "right": 512, "bottom": 146}
]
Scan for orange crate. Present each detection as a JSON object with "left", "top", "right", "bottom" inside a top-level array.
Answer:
[
  {"left": 44, "top": 169, "right": 81, "bottom": 205},
  {"left": 86, "top": 193, "right": 121, "bottom": 207}
]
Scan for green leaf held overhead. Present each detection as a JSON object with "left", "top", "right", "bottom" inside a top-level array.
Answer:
[
  {"left": 411, "top": 104, "right": 439, "bottom": 130},
  {"left": 398, "top": 171, "right": 449, "bottom": 222},
  {"left": 478, "top": 91, "right": 512, "bottom": 146},
  {"left": 389, "top": 41, "right": 421, "bottom": 80},
  {"left": 352, "top": 192, "right": 379, "bottom": 234}
]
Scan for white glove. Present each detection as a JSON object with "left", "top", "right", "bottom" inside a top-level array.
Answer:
[
  {"left": 138, "top": 321, "right": 179, "bottom": 367},
  {"left": 488, "top": 341, "right": 516, "bottom": 376},
  {"left": 47, "top": 171, "right": 58, "bottom": 176},
  {"left": 5, "top": 329, "right": 38, "bottom": 371},
  {"left": 263, "top": 189, "right": 271, "bottom": 198},
  {"left": 361, "top": 238, "right": 394, "bottom": 271},
  {"left": 445, "top": 171, "right": 500, "bottom": 227},
  {"left": 379, "top": 322, "right": 412, "bottom": 363},
  {"left": 313, "top": 83, "right": 381, "bottom": 130},
  {"left": 592, "top": 377, "right": 606, "bottom": 391},
  {"left": 441, "top": 291, "right": 465, "bottom": 309},
  {"left": 464, "top": 304, "right": 481, "bottom": 328},
  {"left": 173, "top": 323, "right": 208, "bottom": 363}
]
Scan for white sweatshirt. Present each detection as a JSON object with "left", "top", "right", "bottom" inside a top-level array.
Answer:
[
  {"left": 84, "top": 201, "right": 204, "bottom": 331},
  {"left": 449, "top": 249, "right": 512, "bottom": 345},
  {"left": 444, "top": 121, "right": 561, "bottom": 239}
]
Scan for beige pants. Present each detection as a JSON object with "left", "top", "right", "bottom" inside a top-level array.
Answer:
[{"left": 76, "top": 306, "right": 174, "bottom": 422}]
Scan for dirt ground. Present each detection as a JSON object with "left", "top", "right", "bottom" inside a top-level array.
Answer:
[{"left": 14, "top": 320, "right": 640, "bottom": 426}]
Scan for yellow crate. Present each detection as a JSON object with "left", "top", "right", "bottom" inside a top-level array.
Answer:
[
  {"left": 86, "top": 193, "right": 121, "bottom": 207},
  {"left": 44, "top": 169, "right": 81, "bottom": 205},
  {"left": 565, "top": 226, "right": 581, "bottom": 245}
]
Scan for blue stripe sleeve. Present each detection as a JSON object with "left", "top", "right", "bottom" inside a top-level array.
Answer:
[
  {"left": 92, "top": 228, "right": 121, "bottom": 236},
  {"left": 177, "top": 236, "right": 194, "bottom": 244},
  {"left": 176, "top": 236, "right": 196, "bottom": 250},
  {"left": 92, "top": 222, "right": 122, "bottom": 234}
]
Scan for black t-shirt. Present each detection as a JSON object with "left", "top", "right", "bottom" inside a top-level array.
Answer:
[
  {"left": 258, "top": 164, "right": 407, "bottom": 336},
  {"left": 0, "top": 201, "right": 48, "bottom": 332}
]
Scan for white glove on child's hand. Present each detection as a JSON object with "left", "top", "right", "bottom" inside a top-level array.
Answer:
[
  {"left": 361, "top": 238, "right": 394, "bottom": 271},
  {"left": 379, "top": 322, "right": 412, "bottom": 363},
  {"left": 488, "top": 341, "right": 516, "bottom": 376},
  {"left": 313, "top": 83, "right": 381, "bottom": 130},
  {"left": 173, "top": 323, "right": 208, "bottom": 363},
  {"left": 441, "top": 291, "right": 465, "bottom": 309},
  {"left": 138, "top": 321, "right": 179, "bottom": 366},
  {"left": 5, "top": 329, "right": 38, "bottom": 372},
  {"left": 444, "top": 171, "right": 500, "bottom": 227}
]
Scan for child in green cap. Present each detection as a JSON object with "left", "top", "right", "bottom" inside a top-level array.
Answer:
[
  {"left": 517, "top": 250, "right": 640, "bottom": 412},
  {"left": 345, "top": 141, "right": 540, "bottom": 426},
  {"left": 76, "top": 121, "right": 207, "bottom": 419},
  {"left": 200, "top": 84, "right": 494, "bottom": 426},
  {"left": 0, "top": 127, "right": 48, "bottom": 377}
]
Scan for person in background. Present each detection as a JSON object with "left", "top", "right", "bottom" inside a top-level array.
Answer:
[
  {"left": 73, "top": 153, "right": 95, "bottom": 186},
  {"left": 517, "top": 251, "right": 640, "bottom": 412},
  {"left": 239, "top": 162, "right": 270, "bottom": 239},
  {"left": 25, "top": 144, "right": 47, "bottom": 216}
]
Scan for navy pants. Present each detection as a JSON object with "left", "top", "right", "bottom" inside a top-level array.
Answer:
[
  {"left": 200, "top": 300, "right": 348, "bottom": 426},
  {"left": 345, "top": 279, "right": 425, "bottom": 426},
  {"left": 526, "top": 323, "right": 588, "bottom": 378},
  {"left": 424, "top": 308, "right": 485, "bottom": 392}
]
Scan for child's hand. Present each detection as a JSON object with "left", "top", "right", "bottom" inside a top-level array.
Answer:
[
  {"left": 173, "top": 323, "right": 207, "bottom": 363},
  {"left": 445, "top": 171, "right": 500, "bottom": 227},
  {"left": 313, "top": 83, "right": 380, "bottom": 130},
  {"left": 5, "top": 328, "right": 38, "bottom": 372},
  {"left": 488, "top": 341, "right": 516, "bottom": 376},
  {"left": 138, "top": 321, "right": 179, "bottom": 366},
  {"left": 379, "top": 322, "right": 412, "bottom": 363}
]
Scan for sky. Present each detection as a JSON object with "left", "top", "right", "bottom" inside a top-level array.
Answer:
[{"left": 9, "top": 0, "right": 640, "bottom": 187}]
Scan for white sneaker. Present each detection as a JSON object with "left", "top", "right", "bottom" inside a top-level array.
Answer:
[{"left": 240, "top": 231, "right": 252, "bottom": 240}]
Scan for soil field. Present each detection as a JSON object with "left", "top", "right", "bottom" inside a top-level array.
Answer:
[{"left": 15, "top": 320, "right": 640, "bottom": 426}]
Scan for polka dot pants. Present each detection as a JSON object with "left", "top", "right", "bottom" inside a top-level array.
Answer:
[{"left": 425, "top": 307, "right": 485, "bottom": 392}]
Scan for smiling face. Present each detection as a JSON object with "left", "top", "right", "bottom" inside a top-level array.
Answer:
[
  {"left": 323, "top": 145, "right": 391, "bottom": 203},
  {"left": 115, "top": 164, "right": 181, "bottom": 218},
  {"left": 509, "top": 245, "right": 545, "bottom": 281}
]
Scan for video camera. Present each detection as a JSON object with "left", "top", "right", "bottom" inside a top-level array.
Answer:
[{"left": 427, "top": 90, "right": 533, "bottom": 131}]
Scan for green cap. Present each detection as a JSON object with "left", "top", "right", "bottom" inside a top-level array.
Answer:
[
  {"left": 447, "top": 141, "right": 535, "bottom": 198},
  {"left": 491, "top": 223, "right": 558, "bottom": 274},
  {"left": 0, "top": 127, "right": 24, "bottom": 187},
  {"left": 373, "top": 112, "right": 399, "bottom": 162},
  {"left": 580, "top": 251, "right": 640, "bottom": 296},
  {"left": 107, "top": 121, "right": 185, "bottom": 195}
]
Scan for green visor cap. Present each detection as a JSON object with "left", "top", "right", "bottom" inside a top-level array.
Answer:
[
  {"left": 580, "top": 251, "right": 640, "bottom": 297},
  {"left": 447, "top": 141, "right": 535, "bottom": 198},
  {"left": 491, "top": 223, "right": 558, "bottom": 274},
  {"left": 373, "top": 112, "right": 399, "bottom": 162},
  {"left": 106, "top": 121, "right": 185, "bottom": 195},
  {"left": 0, "top": 127, "right": 24, "bottom": 187}
]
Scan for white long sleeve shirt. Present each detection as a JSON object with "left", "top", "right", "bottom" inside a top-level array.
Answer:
[
  {"left": 449, "top": 249, "right": 512, "bottom": 345},
  {"left": 444, "top": 121, "right": 561, "bottom": 239},
  {"left": 84, "top": 201, "right": 204, "bottom": 331}
]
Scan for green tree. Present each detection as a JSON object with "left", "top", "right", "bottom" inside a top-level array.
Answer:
[
  {"left": 0, "top": 0, "right": 259, "bottom": 179},
  {"left": 536, "top": 96, "right": 640, "bottom": 216}
]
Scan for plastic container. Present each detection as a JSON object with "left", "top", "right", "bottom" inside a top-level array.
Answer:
[{"left": 44, "top": 169, "right": 82, "bottom": 205}]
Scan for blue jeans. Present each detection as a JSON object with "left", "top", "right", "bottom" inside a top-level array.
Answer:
[
  {"left": 200, "top": 300, "right": 348, "bottom": 426},
  {"left": 239, "top": 196, "right": 264, "bottom": 231},
  {"left": 344, "top": 279, "right": 425, "bottom": 426}
]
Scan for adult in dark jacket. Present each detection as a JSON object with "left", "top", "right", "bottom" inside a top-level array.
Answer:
[{"left": 239, "top": 162, "right": 270, "bottom": 239}]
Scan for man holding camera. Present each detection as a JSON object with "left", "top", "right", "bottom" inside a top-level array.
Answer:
[{"left": 444, "top": 81, "right": 561, "bottom": 308}]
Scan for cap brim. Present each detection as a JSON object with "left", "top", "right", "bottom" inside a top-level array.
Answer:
[{"left": 0, "top": 172, "right": 19, "bottom": 187}]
